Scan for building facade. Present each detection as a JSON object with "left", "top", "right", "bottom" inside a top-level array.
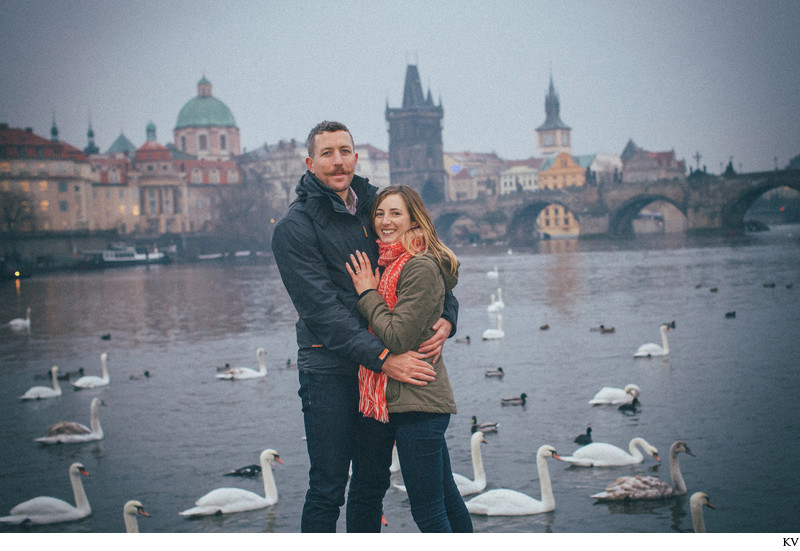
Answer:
[
  {"left": 386, "top": 64, "right": 447, "bottom": 203},
  {"left": 173, "top": 76, "right": 241, "bottom": 160}
]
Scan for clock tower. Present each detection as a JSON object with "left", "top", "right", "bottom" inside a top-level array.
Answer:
[{"left": 536, "top": 74, "right": 571, "bottom": 157}]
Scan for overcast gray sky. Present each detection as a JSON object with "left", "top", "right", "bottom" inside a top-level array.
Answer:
[{"left": 2, "top": 0, "right": 798, "bottom": 173}]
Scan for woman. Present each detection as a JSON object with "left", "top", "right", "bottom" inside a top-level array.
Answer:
[{"left": 347, "top": 185, "right": 472, "bottom": 533}]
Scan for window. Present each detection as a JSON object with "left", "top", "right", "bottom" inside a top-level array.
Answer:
[
  {"left": 220, "top": 135, "right": 227, "bottom": 150},
  {"left": 39, "top": 180, "right": 48, "bottom": 191},
  {"left": 181, "top": 136, "right": 186, "bottom": 151},
  {"left": 58, "top": 181, "right": 67, "bottom": 192},
  {"left": 59, "top": 200, "right": 69, "bottom": 212},
  {"left": 40, "top": 200, "right": 49, "bottom": 213},
  {"left": 199, "top": 135, "right": 207, "bottom": 150}
]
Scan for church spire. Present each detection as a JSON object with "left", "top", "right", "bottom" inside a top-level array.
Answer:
[
  {"left": 402, "top": 64, "right": 426, "bottom": 108},
  {"left": 50, "top": 111, "right": 59, "bottom": 142},
  {"left": 539, "top": 73, "right": 570, "bottom": 130},
  {"left": 84, "top": 111, "right": 100, "bottom": 155}
]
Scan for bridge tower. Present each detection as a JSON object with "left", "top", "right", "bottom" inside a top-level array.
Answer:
[
  {"left": 385, "top": 64, "right": 447, "bottom": 203},
  {"left": 536, "top": 73, "right": 572, "bottom": 157}
]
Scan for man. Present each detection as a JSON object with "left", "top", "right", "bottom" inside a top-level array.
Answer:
[{"left": 271, "top": 121, "right": 458, "bottom": 532}]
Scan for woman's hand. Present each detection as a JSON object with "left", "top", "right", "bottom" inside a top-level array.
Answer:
[{"left": 346, "top": 250, "right": 381, "bottom": 295}]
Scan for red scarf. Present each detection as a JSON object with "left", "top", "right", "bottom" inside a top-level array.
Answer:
[{"left": 358, "top": 239, "right": 413, "bottom": 423}]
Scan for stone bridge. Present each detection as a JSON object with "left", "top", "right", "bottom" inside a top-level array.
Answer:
[{"left": 428, "top": 169, "right": 800, "bottom": 244}]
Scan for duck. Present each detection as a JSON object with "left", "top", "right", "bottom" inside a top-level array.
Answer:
[
  {"left": 725, "top": 311, "right": 736, "bottom": 318},
  {"left": 501, "top": 392, "right": 527, "bottom": 406},
  {"left": 591, "top": 440, "right": 695, "bottom": 501},
  {"left": 0, "top": 462, "right": 91, "bottom": 525},
  {"left": 57, "top": 367, "right": 84, "bottom": 381},
  {"left": 486, "top": 265, "right": 499, "bottom": 280},
  {"left": 35, "top": 397, "right": 104, "bottom": 444},
  {"left": 70, "top": 352, "right": 110, "bottom": 389},
  {"left": 560, "top": 437, "right": 659, "bottom": 467},
  {"left": 573, "top": 427, "right": 592, "bottom": 446},
  {"left": 589, "top": 324, "right": 615, "bottom": 333},
  {"left": 465, "top": 445, "right": 562, "bottom": 515},
  {"left": 471, "top": 416, "right": 499, "bottom": 433},
  {"left": 224, "top": 464, "right": 262, "bottom": 477},
  {"left": 482, "top": 314, "right": 504, "bottom": 340},
  {"left": 484, "top": 367, "right": 504, "bottom": 378},
  {"left": 589, "top": 384, "right": 640, "bottom": 406},
  {"left": 285, "top": 358, "right": 297, "bottom": 369},
  {"left": 129, "top": 370, "right": 151, "bottom": 380},
  {"left": 455, "top": 336, "right": 471, "bottom": 344},
  {"left": 100, "top": 333, "right": 111, "bottom": 340},
  {"left": 216, "top": 348, "right": 267, "bottom": 380},
  {"left": 20, "top": 365, "right": 62, "bottom": 400},
  {"left": 618, "top": 397, "right": 640, "bottom": 413},
  {"left": 123, "top": 500, "right": 150, "bottom": 533},
  {"left": 690, "top": 491, "right": 715, "bottom": 533},
  {"left": 634, "top": 323, "right": 673, "bottom": 357},
  {"left": 487, "top": 288, "right": 504, "bottom": 312},
  {"left": 452, "top": 431, "right": 488, "bottom": 496},
  {"left": 7, "top": 307, "right": 31, "bottom": 331},
  {"left": 539, "top": 324, "right": 549, "bottom": 330},
  {"left": 179, "top": 448, "right": 283, "bottom": 516}
]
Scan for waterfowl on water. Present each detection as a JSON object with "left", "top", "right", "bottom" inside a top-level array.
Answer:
[
  {"left": 591, "top": 441, "right": 694, "bottom": 501},
  {"left": 35, "top": 397, "right": 105, "bottom": 444},
  {"left": 456, "top": 336, "right": 471, "bottom": 344},
  {"left": 180, "top": 449, "right": 283, "bottom": 516},
  {"left": 70, "top": 353, "right": 110, "bottom": 389},
  {"left": 482, "top": 315, "right": 504, "bottom": 340},
  {"left": 216, "top": 348, "right": 267, "bottom": 380},
  {"left": 589, "top": 384, "right": 640, "bottom": 406},
  {"left": 634, "top": 324, "right": 672, "bottom": 357},
  {"left": 690, "top": 492, "right": 715, "bottom": 533},
  {"left": 573, "top": 427, "right": 592, "bottom": 446},
  {"left": 0, "top": 463, "right": 90, "bottom": 525},
  {"left": 224, "top": 464, "right": 262, "bottom": 477},
  {"left": 465, "top": 445, "right": 562, "bottom": 516},
  {"left": 484, "top": 367, "right": 504, "bottom": 377},
  {"left": 501, "top": 392, "right": 527, "bottom": 406},
  {"left": 560, "top": 437, "right": 659, "bottom": 467},
  {"left": 123, "top": 500, "right": 150, "bottom": 533},
  {"left": 452, "top": 431, "right": 488, "bottom": 496},
  {"left": 7, "top": 307, "right": 31, "bottom": 331},
  {"left": 20, "top": 366, "right": 61, "bottom": 400},
  {"left": 471, "top": 416, "right": 499, "bottom": 433}
]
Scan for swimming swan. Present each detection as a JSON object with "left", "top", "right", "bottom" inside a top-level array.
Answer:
[
  {"left": 20, "top": 365, "right": 62, "bottom": 400},
  {"left": 591, "top": 440, "right": 694, "bottom": 501},
  {"left": 560, "top": 437, "right": 659, "bottom": 467},
  {"left": 589, "top": 384, "right": 640, "bottom": 405},
  {"left": 452, "top": 431, "right": 488, "bottom": 496},
  {"left": 7, "top": 307, "right": 31, "bottom": 331},
  {"left": 216, "top": 348, "right": 267, "bottom": 380},
  {"left": 70, "top": 352, "right": 110, "bottom": 389},
  {"left": 690, "top": 491, "right": 715, "bottom": 532},
  {"left": 35, "top": 397, "right": 104, "bottom": 444},
  {"left": 0, "top": 462, "right": 90, "bottom": 525},
  {"left": 179, "top": 449, "right": 282, "bottom": 516},
  {"left": 482, "top": 314, "right": 504, "bottom": 340},
  {"left": 465, "top": 445, "right": 562, "bottom": 515},
  {"left": 634, "top": 324, "right": 672, "bottom": 357},
  {"left": 123, "top": 500, "right": 150, "bottom": 533}
]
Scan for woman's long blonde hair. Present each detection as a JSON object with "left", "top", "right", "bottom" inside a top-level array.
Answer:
[{"left": 371, "top": 185, "right": 459, "bottom": 276}]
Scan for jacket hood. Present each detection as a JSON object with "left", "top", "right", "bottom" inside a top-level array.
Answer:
[{"left": 434, "top": 252, "right": 459, "bottom": 292}]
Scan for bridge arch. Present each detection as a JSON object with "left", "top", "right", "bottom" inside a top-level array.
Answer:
[
  {"left": 609, "top": 194, "right": 687, "bottom": 237},
  {"left": 434, "top": 212, "right": 481, "bottom": 244},
  {"left": 720, "top": 173, "right": 800, "bottom": 229},
  {"left": 508, "top": 200, "right": 580, "bottom": 244}
]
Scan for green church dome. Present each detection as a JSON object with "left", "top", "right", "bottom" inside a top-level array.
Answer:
[{"left": 175, "top": 77, "right": 237, "bottom": 129}]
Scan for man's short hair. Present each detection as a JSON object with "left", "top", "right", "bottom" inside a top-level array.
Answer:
[{"left": 306, "top": 121, "right": 353, "bottom": 157}]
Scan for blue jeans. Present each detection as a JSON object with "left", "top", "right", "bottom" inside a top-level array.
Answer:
[
  {"left": 393, "top": 412, "right": 473, "bottom": 533},
  {"left": 298, "top": 371, "right": 392, "bottom": 532}
]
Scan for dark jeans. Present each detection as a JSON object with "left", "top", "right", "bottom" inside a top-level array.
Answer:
[
  {"left": 298, "top": 370, "right": 392, "bottom": 532},
  {"left": 393, "top": 412, "right": 473, "bottom": 533}
]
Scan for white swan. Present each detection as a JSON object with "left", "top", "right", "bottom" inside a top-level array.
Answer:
[
  {"left": 487, "top": 265, "right": 499, "bottom": 279},
  {"left": 453, "top": 431, "right": 488, "bottom": 496},
  {"left": 7, "top": 307, "right": 31, "bottom": 331},
  {"left": 634, "top": 324, "right": 672, "bottom": 357},
  {"left": 465, "top": 445, "right": 562, "bottom": 516},
  {"left": 559, "top": 437, "right": 659, "bottom": 467},
  {"left": 123, "top": 500, "right": 150, "bottom": 533},
  {"left": 482, "top": 314, "right": 504, "bottom": 340},
  {"left": 487, "top": 288, "right": 504, "bottom": 312},
  {"left": 589, "top": 384, "right": 640, "bottom": 405},
  {"left": 690, "top": 491, "right": 715, "bottom": 533},
  {"left": 591, "top": 440, "right": 695, "bottom": 501},
  {"left": 179, "top": 448, "right": 283, "bottom": 516},
  {"left": 0, "top": 462, "right": 91, "bottom": 525},
  {"left": 35, "top": 397, "right": 104, "bottom": 444},
  {"left": 20, "top": 365, "right": 62, "bottom": 400},
  {"left": 70, "top": 352, "right": 110, "bottom": 389},
  {"left": 216, "top": 348, "right": 267, "bottom": 380}
]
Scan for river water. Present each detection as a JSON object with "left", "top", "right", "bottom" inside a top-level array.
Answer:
[{"left": 1, "top": 226, "right": 798, "bottom": 534}]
